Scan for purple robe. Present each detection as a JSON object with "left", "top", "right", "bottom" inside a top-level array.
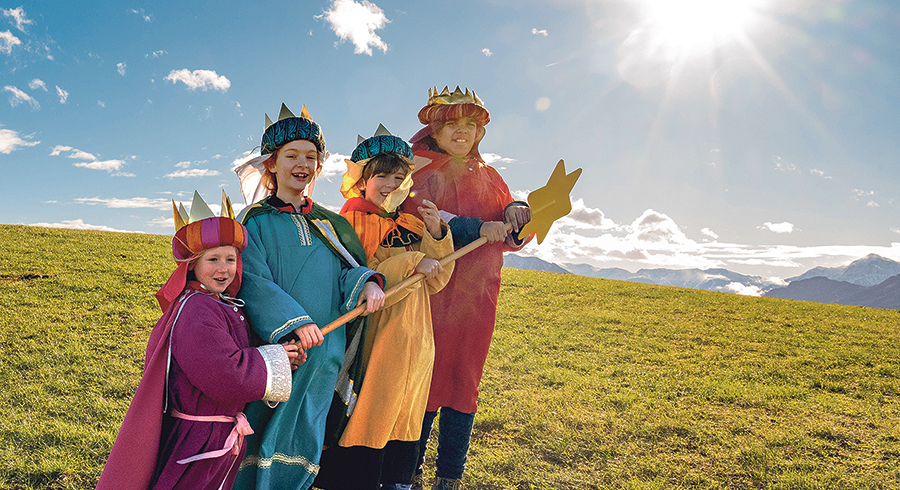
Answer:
[{"left": 98, "top": 289, "right": 286, "bottom": 490}]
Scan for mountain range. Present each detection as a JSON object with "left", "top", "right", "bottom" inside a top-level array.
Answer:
[{"left": 503, "top": 253, "right": 900, "bottom": 309}]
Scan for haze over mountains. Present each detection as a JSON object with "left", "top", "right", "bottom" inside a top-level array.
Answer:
[{"left": 503, "top": 253, "right": 900, "bottom": 309}]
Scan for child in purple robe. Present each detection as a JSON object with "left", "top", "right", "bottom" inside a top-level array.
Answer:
[{"left": 96, "top": 191, "right": 301, "bottom": 490}]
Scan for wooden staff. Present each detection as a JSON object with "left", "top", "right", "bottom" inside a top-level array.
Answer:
[{"left": 320, "top": 159, "right": 582, "bottom": 335}]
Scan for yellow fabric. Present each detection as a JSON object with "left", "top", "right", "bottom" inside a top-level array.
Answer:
[{"left": 337, "top": 222, "right": 454, "bottom": 448}]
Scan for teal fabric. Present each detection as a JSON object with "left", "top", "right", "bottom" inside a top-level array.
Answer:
[{"left": 234, "top": 199, "right": 378, "bottom": 490}]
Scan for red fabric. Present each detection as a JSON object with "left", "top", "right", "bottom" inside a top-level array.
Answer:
[
  {"left": 400, "top": 150, "right": 524, "bottom": 413},
  {"left": 96, "top": 294, "right": 183, "bottom": 490}
]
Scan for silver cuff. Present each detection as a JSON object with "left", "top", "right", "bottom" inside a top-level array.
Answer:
[{"left": 256, "top": 344, "right": 292, "bottom": 405}]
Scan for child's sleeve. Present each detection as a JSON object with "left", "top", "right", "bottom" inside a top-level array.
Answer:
[{"left": 170, "top": 296, "right": 289, "bottom": 405}]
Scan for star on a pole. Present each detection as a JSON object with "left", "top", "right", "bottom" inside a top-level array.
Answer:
[{"left": 517, "top": 159, "right": 582, "bottom": 244}]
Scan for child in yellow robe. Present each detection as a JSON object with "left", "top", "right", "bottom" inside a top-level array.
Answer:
[{"left": 312, "top": 127, "right": 454, "bottom": 490}]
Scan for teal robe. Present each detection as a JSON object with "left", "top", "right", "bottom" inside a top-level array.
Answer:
[{"left": 234, "top": 198, "right": 380, "bottom": 490}]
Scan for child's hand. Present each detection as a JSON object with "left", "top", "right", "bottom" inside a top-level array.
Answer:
[
  {"left": 358, "top": 281, "right": 385, "bottom": 315},
  {"left": 415, "top": 258, "right": 443, "bottom": 280},
  {"left": 292, "top": 323, "right": 324, "bottom": 350},
  {"left": 281, "top": 340, "right": 307, "bottom": 369},
  {"left": 418, "top": 199, "right": 443, "bottom": 239},
  {"left": 504, "top": 204, "right": 532, "bottom": 234},
  {"left": 479, "top": 221, "right": 508, "bottom": 243}
]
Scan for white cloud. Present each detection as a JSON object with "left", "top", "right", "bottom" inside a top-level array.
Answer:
[
  {"left": 74, "top": 160, "right": 125, "bottom": 172},
  {"left": 723, "top": 282, "right": 763, "bottom": 296},
  {"left": 75, "top": 197, "right": 170, "bottom": 210},
  {"left": 700, "top": 227, "right": 718, "bottom": 240},
  {"left": 128, "top": 8, "right": 152, "bottom": 22},
  {"left": 4, "top": 85, "right": 39, "bottom": 110},
  {"left": 165, "top": 69, "right": 231, "bottom": 91},
  {"left": 51, "top": 145, "right": 128, "bottom": 174},
  {"left": 164, "top": 168, "right": 221, "bottom": 178},
  {"left": 482, "top": 48, "right": 492, "bottom": 57},
  {"left": 56, "top": 86, "right": 68, "bottom": 104},
  {"left": 0, "top": 128, "right": 40, "bottom": 153},
  {"left": 0, "top": 30, "right": 21, "bottom": 54},
  {"left": 2, "top": 7, "right": 33, "bottom": 32},
  {"left": 117, "top": 62, "right": 126, "bottom": 76},
  {"left": 321, "top": 0, "right": 389, "bottom": 55},
  {"left": 27, "top": 219, "right": 138, "bottom": 233},
  {"left": 321, "top": 152, "right": 347, "bottom": 180},
  {"left": 481, "top": 153, "right": 517, "bottom": 165},
  {"left": 810, "top": 168, "right": 831, "bottom": 179},
  {"left": 759, "top": 222, "right": 794, "bottom": 233},
  {"left": 97, "top": 100, "right": 105, "bottom": 107},
  {"left": 773, "top": 155, "right": 798, "bottom": 172},
  {"left": 629, "top": 209, "right": 692, "bottom": 244},
  {"left": 29, "top": 79, "right": 47, "bottom": 91},
  {"left": 146, "top": 50, "right": 166, "bottom": 59},
  {"left": 175, "top": 161, "right": 192, "bottom": 168},
  {"left": 532, "top": 28, "right": 549, "bottom": 36},
  {"left": 867, "top": 201, "right": 879, "bottom": 208}
]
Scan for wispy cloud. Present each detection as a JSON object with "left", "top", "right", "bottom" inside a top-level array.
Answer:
[
  {"left": 532, "top": 28, "right": 549, "bottom": 36},
  {"left": 514, "top": 200, "right": 900, "bottom": 282},
  {"left": 2, "top": 7, "right": 33, "bottom": 32},
  {"left": 56, "top": 86, "right": 68, "bottom": 103},
  {"left": 0, "top": 30, "right": 21, "bottom": 54},
  {"left": 759, "top": 222, "right": 795, "bottom": 233},
  {"left": 321, "top": 0, "right": 389, "bottom": 55},
  {"left": 700, "top": 227, "right": 719, "bottom": 240},
  {"left": 27, "top": 219, "right": 138, "bottom": 233},
  {"left": 117, "top": 62, "right": 126, "bottom": 76},
  {"left": 50, "top": 145, "right": 129, "bottom": 175},
  {"left": 29, "top": 79, "right": 47, "bottom": 91},
  {"left": 146, "top": 50, "right": 166, "bottom": 59},
  {"left": 481, "top": 48, "right": 492, "bottom": 57},
  {"left": 164, "top": 168, "right": 221, "bottom": 178},
  {"left": 810, "top": 168, "right": 831, "bottom": 179},
  {"left": 3, "top": 85, "right": 39, "bottom": 110},
  {"left": 321, "top": 152, "right": 348, "bottom": 180},
  {"left": 128, "top": 8, "right": 152, "bottom": 22},
  {"left": 0, "top": 128, "right": 40, "bottom": 154},
  {"left": 75, "top": 197, "right": 170, "bottom": 210},
  {"left": 165, "top": 69, "right": 231, "bottom": 91}
]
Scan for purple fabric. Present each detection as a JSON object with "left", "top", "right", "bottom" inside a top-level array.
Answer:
[{"left": 98, "top": 290, "right": 269, "bottom": 490}]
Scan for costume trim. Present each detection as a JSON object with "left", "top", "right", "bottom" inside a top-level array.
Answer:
[
  {"left": 289, "top": 214, "right": 314, "bottom": 246},
  {"left": 239, "top": 453, "right": 319, "bottom": 475},
  {"left": 256, "top": 344, "right": 292, "bottom": 405},
  {"left": 270, "top": 316, "right": 312, "bottom": 344}
]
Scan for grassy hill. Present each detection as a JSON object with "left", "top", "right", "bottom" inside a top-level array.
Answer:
[{"left": 1, "top": 224, "right": 898, "bottom": 489}]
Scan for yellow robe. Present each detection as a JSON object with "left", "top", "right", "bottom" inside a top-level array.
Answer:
[{"left": 338, "top": 213, "right": 454, "bottom": 448}]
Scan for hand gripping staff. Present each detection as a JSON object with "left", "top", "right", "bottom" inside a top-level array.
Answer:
[{"left": 321, "top": 159, "right": 582, "bottom": 335}]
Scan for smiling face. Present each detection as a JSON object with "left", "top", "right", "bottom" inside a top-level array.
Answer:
[
  {"left": 191, "top": 245, "right": 238, "bottom": 294},
  {"left": 269, "top": 139, "right": 320, "bottom": 201},
  {"left": 434, "top": 116, "right": 478, "bottom": 158},
  {"left": 363, "top": 169, "right": 408, "bottom": 209}
]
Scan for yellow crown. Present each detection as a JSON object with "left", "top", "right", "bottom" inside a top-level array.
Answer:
[{"left": 426, "top": 86, "right": 484, "bottom": 107}]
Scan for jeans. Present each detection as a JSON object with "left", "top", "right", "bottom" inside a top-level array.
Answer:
[{"left": 416, "top": 408, "right": 476, "bottom": 480}]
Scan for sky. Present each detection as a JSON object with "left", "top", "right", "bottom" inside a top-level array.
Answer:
[{"left": 2, "top": 0, "right": 900, "bottom": 287}]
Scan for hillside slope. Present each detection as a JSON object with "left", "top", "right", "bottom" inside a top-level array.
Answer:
[{"left": 1, "top": 225, "right": 899, "bottom": 489}]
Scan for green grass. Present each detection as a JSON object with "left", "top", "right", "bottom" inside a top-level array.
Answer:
[{"left": 2, "top": 224, "right": 899, "bottom": 489}]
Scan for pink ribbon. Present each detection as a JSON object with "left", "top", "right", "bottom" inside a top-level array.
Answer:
[{"left": 171, "top": 409, "right": 254, "bottom": 464}]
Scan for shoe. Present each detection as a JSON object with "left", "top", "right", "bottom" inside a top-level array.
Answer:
[{"left": 432, "top": 477, "right": 462, "bottom": 490}]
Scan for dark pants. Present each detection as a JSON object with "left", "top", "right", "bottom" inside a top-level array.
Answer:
[
  {"left": 416, "top": 408, "right": 476, "bottom": 480},
  {"left": 314, "top": 440, "right": 418, "bottom": 490}
]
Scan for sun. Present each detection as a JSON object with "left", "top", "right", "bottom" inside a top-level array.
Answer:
[{"left": 640, "top": 0, "right": 768, "bottom": 57}]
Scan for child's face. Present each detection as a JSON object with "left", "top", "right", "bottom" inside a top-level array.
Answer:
[
  {"left": 271, "top": 139, "right": 319, "bottom": 197},
  {"left": 434, "top": 116, "right": 477, "bottom": 158},
  {"left": 364, "top": 169, "right": 408, "bottom": 208},
  {"left": 192, "top": 246, "right": 238, "bottom": 294}
]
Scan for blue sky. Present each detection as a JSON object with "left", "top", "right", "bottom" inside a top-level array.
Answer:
[{"left": 2, "top": 0, "right": 899, "bottom": 288}]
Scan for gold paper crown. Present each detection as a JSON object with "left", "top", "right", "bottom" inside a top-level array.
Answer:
[
  {"left": 172, "top": 190, "right": 236, "bottom": 231},
  {"left": 426, "top": 86, "right": 484, "bottom": 107},
  {"left": 264, "top": 103, "right": 315, "bottom": 131}
]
